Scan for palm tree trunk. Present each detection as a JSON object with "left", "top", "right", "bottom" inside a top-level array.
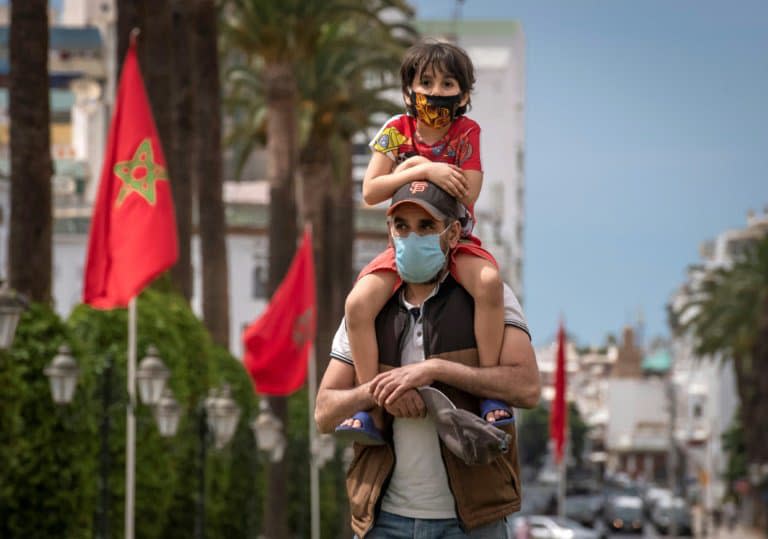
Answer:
[
  {"left": 299, "top": 135, "right": 334, "bottom": 381},
  {"left": 192, "top": 0, "right": 230, "bottom": 348},
  {"left": 168, "top": 0, "right": 194, "bottom": 301},
  {"left": 9, "top": 0, "right": 52, "bottom": 302},
  {"left": 263, "top": 61, "right": 298, "bottom": 539}
]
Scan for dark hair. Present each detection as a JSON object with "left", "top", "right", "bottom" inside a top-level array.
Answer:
[{"left": 400, "top": 40, "right": 476, "bottom": 109}]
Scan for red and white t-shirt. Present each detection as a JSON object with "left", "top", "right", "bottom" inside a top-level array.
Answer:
[{"left": 369, "top": 114, "right": 482, "bottom": 171}]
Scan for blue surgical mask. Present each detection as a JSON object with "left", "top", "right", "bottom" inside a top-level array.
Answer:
[{"left": 393, "top": 229, "right": 449, "bottom": 283}]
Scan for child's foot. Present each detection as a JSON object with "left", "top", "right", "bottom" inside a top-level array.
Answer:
[
  {"left": 334, "top": 411, "right": 385, "bottom": 446},
  {"left": 480, "top": 399, "right": 515, "bottom": 427}
]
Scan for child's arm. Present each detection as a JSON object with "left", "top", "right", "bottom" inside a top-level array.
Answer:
[
  {"left": 362, "top": 152, "right": 471, "bottom": 206},
  {"left": 461, "top": 169, "right": 483, "bottom": 208}
]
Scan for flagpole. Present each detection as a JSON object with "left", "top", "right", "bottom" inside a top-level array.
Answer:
[
  {"left": 308, "top": 344, "right": 320, "bottom": 539},
  {"left": 125, "top": 297, "right": 137, "bottom": 539},
  {"left": 557, "top": 438, "right": 567, "bottom": 518}
]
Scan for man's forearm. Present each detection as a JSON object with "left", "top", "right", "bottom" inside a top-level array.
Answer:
[
  {"left": 315, "top": 384, "right": 375, "bottom": 434},
  {"left": 426, "top": 359, "right": 540, "bottom": 409}
]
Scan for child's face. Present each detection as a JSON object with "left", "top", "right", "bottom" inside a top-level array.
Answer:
[{"left": 410, "top": 66, "right": 468, "bottom": 105}]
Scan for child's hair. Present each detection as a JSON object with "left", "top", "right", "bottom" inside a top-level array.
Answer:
[{"left": 400, "top": 39, "right": 476, "bottom": 107}]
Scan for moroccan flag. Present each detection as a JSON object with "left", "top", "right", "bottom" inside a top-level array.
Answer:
[
  {"left": 549, "top": 320, "right": 568, "bottom": 464},
  {"left": 243, "top": 227, "right": 316, "bottom": 395},
  {"left": 83, "top": 41, "right": 178, "bottom": 308}
]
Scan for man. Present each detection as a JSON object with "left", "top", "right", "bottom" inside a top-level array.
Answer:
[{"left": 315, "top": 181, "right": 540, "bottom": 538}]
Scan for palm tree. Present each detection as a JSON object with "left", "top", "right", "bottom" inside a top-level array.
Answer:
[
  {"left": 677, "top": 234, "right": 768, "bottom": 527},
  {"left": 296, "top": 19, "right": 414, "bottom": 376},
  {"left": 9, "top": 0, "right": 53, "bottom": 302},
  {"left": 191, "top": 0, "right": 230, "bottom": 347}
]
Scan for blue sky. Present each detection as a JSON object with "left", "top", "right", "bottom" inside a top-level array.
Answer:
[{"left": 412, "top": 0, "right": 768, "bottom": 346}]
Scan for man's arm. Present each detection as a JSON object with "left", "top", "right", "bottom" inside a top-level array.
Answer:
[
  {"left": 315, "top": 359, "right": 428, "bottom": 433},
  {"left": 315, "top": 359, "right": 375, "bottom": 434},
  {"left": 369, "top": 325, "right": 541, "bottom": 409}
]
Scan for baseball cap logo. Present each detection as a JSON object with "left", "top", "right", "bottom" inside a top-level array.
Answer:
[{"left": 410, "top": 181, "right": 428, "bottom": 194}]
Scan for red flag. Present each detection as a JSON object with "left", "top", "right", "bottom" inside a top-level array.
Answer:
[
  {"left": 83, "top": 40, "right": 178, "bottom": 308},
  {"left": 549, "top": 319, "right": 568, "bottom": 464},
  {"left": 243, "top": 227, "right": 316, "bottom": 395}
]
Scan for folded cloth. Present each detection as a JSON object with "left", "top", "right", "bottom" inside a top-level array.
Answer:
[{"left": 418, "top": 386, "right": 512, "bottom": 466}]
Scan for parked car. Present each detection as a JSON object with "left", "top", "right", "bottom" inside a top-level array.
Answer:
[
  {"left": 603, "top": 495, "right": 644, "bottom": 534},
  {"left": 565, "top": 493, "right": 604, "bottom": 527},
  {"left": 511, "top": 515, "right": 601, "bottom": 539},
  {"left": 642, "top": 486, "right": 672, "bottom": 517},
  {"left": 650, "top": 497, "right": 693, "bottom": 536}
]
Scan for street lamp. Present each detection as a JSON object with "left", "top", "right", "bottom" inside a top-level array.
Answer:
[
  {"left": 207, "top": 385, "right": 241, "bottom": 449},
  {"left": 195, "top": 385, "right": 241, "bottom": 539},
  {"left": 136, "top": 346, "right": 170, "bottom": 406},
  {"left": 44, "top": 345, "right": 80, "bottom": 405},
  {"left": 0, "top": 280, "right": 28, "bottom": 350},
  {"left": 44, "top": 345, "right": 176, "bottom": 539},
  {"left": 154, "top": 389, "right": 181, "bottom": 438},
  {"left": 250, "top": 399, "right": 285, "bottom": 463}
]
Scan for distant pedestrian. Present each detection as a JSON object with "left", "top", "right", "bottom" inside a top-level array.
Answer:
[
  {"left": 723, "top": 499, "right": 737, "bottom": 532},
  {"left": 712, "top": 506, "right": 722, "bottom": 536}
]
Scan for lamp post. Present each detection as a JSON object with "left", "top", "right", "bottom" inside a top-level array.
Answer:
[
  {"left": 44, "top": 345, "right": 173, "bottom": 539},
  {"left": 250, "top": 399, "right": 286, "bottom": 463},
  {"left": 0, "top": 280, "right": 27, "bottom": 350},
  {"left": 195, "top": 385, "right": 241, "bottom": 539}
]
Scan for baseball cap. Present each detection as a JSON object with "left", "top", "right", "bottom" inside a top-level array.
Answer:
[
  {"left": 418, "top": 386, "right": 511, "bottom": 466},
  {"left": 387, "top": 181, "right": 461, "bottom": 222}
]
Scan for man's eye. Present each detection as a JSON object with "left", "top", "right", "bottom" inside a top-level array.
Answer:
[{"left": 420, "top": 79, "right": 431, "bottom": 86}]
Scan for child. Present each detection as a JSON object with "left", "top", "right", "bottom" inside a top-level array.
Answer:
[{"left": 335, "top": 41, "right": 512, "bottom": 445}]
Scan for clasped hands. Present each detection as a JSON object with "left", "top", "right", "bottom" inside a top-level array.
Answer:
[{"left": 367, "top": 362, "right": 435, "bottom": 419}]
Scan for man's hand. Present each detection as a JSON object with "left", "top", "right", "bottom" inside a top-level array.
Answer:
[
  {"left": 383, "top": 389, "right": 427, "bottom": 418},
  {"left": 370, "top": 363, "right": 434, "bottom": 406}
]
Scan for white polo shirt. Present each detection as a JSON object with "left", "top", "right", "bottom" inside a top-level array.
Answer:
[{"left": 330, "top": 282, "right": 530, "bottom": 519}]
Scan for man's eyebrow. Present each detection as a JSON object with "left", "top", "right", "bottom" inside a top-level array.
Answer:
[
  {"left": 419, "top": 218, "right": 437, "bottom": 227},
  {"left": 392, "top": 216, "right": 406, "bottom": 224}
]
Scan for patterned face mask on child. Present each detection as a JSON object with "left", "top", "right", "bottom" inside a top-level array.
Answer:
[
  {"left": 409, "top": 91, "right": 463, "bottom": 129},
  {"left": 393, "top": 228, "right": 450, "bottom": 284}
]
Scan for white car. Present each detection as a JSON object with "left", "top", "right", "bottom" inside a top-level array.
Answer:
[{"left": 512, "top": 515, "right": 601, "bottom": 539}]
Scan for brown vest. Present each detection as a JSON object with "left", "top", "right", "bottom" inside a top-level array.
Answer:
[{"left": 345, "top": 277, "right": 522, "bottom": 537}]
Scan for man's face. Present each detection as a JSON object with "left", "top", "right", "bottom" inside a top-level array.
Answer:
[{"left": 389, "top": 202, "right": 460, "bottom": 253}]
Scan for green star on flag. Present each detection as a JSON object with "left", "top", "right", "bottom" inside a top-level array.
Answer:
[{"left": 114, "top": 138, "right": 168, "bottom": 206}]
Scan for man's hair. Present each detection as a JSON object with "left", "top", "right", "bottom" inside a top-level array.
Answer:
[{"left": 400, "top": 40, "right": 476, "bottom": 108}]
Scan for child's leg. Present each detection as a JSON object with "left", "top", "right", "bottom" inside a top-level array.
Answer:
[
  {"left": 453, "top": 254, "right": 504, "bottom": 368},
  {"left": 344, "top": 271, "right": 397, "bottom": 429},
  {"left": 453, "top": 254, "right": 510, "bottom": 424}
]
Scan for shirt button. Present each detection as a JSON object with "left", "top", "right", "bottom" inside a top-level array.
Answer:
[{"left": 416, "top": 331, "right": 422, "bottom": 337}]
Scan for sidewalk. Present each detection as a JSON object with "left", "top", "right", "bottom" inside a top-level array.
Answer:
[{"left": 708, "top": 525, "right": 764, "bottom": 539}]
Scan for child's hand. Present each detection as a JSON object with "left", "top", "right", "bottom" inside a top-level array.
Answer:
[
  {"left": 394, "top": 155, "right": 430, "bottom": 173},
  {"left": 425, "top": 163, "right": 469, "bottom": 199}
]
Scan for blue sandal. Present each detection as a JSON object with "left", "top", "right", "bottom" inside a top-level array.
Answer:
[
  {"left": 480, "top": 399, "right": 515, "bottom": 427},
  {"left": 334, "top": 411, "right": 385, "bottom": 446}
]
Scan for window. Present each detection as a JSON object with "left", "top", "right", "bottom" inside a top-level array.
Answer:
[{"left": 252, "top": 265, "right": 267, "bottom": 299}]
